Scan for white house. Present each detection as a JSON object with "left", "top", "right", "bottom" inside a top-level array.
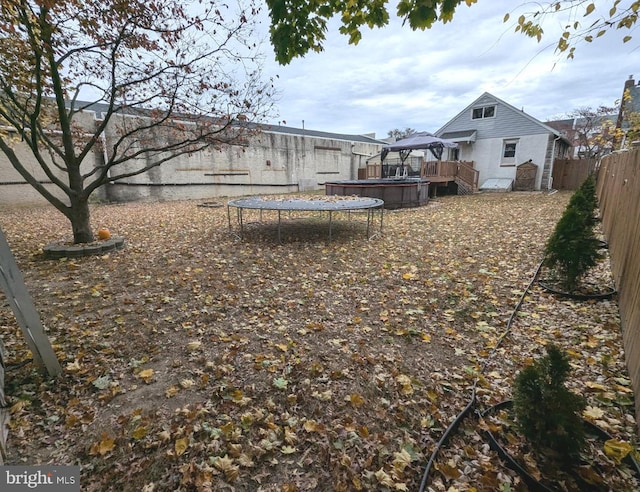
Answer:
[{"left": 435, "top": 92, "right": 571, "bottom": 191}]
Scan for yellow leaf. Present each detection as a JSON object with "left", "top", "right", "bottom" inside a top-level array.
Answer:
[
  {"left": 584, "top": 3, "right": 595, "bottom": 16},
  {"left": 312, "top": 390, "right": 333, "bottom": 401},
  {"left": 396, "top": 374, "right": 414, "bottom": 395},
  {"left": 421, "top": 333, "right": 432, "bottom": 342},
  {"left": 604, "top": 439, "right": 633, "bottom": 463},
  {"left": 284, "top": 427, "right": 297, "bottom": 444},
  {"left": 186, "top": 340, "right": 202, "bottom": 351},
  {"left": 10, "top": 400, "right": 26, "bottom": 413},
  {"left": 231, "top": 388, "right": 245, "bottom": 402},
  {"left": 614, "top": 384, "right": 634, "bottom": 393},
  {"left": 402, "top": 272, "right": 416, "bottom": 280},
  {"left": 281, "top": 445, "right": 297, "bottom": 454},
  {"left": 179, "top": 379, "right": 195, "bottom": 389},
  {"left": 374, "top": 469, "right": 395, "bottom": 486},
  {"left": 66, "top": 360, "right": 82, "bottom": 373},
  {"left": 275, "top": 343, "right": 289, "bottom": 352},
  {"left": 132, "top": 426, "right": 148, "bottom": 440},
  {"left": 585, "top": 381, "right": 607, "bottom": 391},
  {"left": 349, "top": 393, "right": 365, "bottom": 407},
  {"left": 583, "top": 406, "right": 605, "bottom": 420},
  {"left": 392, "top": 449, "right": 412, "bottom": 472},
  {"left": 165, "top": 385, "right": 179, "bottom": 398},
  {"left": 213, "top": 455, "right": 239, "bottom": 482},
  {"left": 175, "top": 437, "right": 189, "bottom": 456},
  {"left": 138, "top": 368, "right": 154, "bottom": 383},
  {"left": 304, "top": 420, "right": 321, "bottom": 432},
  {"left": 436, "top": 461, "right": 461, "bottom": 480},
  {"left": 91, "top": 433, "right": 115, "bottom": 456}
]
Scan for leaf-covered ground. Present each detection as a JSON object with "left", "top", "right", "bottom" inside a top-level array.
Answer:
[{"left": 0, "top": 192, "right": 637, "bottom": 491}]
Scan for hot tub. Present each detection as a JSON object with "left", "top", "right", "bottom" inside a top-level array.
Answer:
[{"left": 325, "top": 178, "right": 429, "bottom": 209}]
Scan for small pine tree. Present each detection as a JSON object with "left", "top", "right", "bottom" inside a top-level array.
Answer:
[
  {"left": 513, "top": 345, "right": 586, "bottom": 462},
  {"left": 567, "top": 174, "right": 598, "bottom": 229},
  {"left": 544, "top": 176, "right": 602, "bottom": 291}
]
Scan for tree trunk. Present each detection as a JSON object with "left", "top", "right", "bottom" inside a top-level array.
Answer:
[{"left": 69, "top": 198, "right": 94, "bottom": 244}]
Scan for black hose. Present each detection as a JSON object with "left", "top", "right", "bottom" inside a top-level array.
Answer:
[{"left": 418, "top": 259, "right": 544, "bottom": 491}]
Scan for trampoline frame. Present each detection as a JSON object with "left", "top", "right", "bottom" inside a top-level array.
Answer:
[{"left": 227, "top": 196, "right": 384, "bottom": 242}]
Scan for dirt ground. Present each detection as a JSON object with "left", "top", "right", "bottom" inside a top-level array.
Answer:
[{"left": 0, "top": 191, "right": 636, "bottom": 491}]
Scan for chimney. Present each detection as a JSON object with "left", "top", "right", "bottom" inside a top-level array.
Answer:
[
  {"left": 614, "top": 75, "right": 636, "bottom": 141},
  {"left": 625, "top": 74, "right": 636, "bottom": 91}
]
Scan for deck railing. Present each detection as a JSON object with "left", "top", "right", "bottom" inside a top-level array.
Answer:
[
  {"left": 366, "top": 164, "right": 381, "bottom": 179},
  {"left": 455, "top": 161, "right": 479, "bottom": 192},
  {"left": 364, "top": 160, "right": 478, "bottom": 193},
  {"left": 421, "top": 160, "right": 459, "bottom": 179}
]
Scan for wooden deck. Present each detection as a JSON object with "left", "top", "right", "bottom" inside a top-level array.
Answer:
[{"left": 366, "top": 160, "right": 478, "bottom": 195}]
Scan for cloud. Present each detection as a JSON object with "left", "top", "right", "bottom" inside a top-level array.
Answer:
[{"left": 258, "top": 1, "right": 638, "bottom": 138}]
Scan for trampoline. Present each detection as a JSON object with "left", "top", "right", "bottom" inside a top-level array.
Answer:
[{"left": 227, "top": 195, "right": 384, "bottom": 242}]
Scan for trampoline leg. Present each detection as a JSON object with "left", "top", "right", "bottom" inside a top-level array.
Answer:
[
  {"left": 328, "top": 211, "right": 333, "bottom": 241},
  {"left": 366, "top": 209, "right": 371, "bottom": 238},
  {"left": 277, "top": 210, "right": 282, "bottom": 243}
]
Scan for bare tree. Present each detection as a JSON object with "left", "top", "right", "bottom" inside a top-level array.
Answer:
[
  {"left": 0, "top": 0, "right": 274, "bottom": 243},
  {"left": 387, "top": 128, "right": 416, "bottom": 140},
  {"left": 568, "top": 106, "right": 619, "bottom": 158}
]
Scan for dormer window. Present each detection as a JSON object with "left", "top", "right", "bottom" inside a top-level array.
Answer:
[{"left": 472, "top": 105, "right": 496, "bottom": 119}]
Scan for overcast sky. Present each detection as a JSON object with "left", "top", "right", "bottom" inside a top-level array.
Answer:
[{"left": 255, "top": 1, "right": 638, "bottom": 139}]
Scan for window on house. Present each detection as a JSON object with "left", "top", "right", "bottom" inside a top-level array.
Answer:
[
  {"left": 501, "top": 139, "right": 518, "bottom": 166},
  {"left": 472, "top": 105, "right": 496, "bottom": 119},
  {"left": 503, "top": 142, "right": 517, "bottom": 158},
  {"left": 450, "top": 148, "right": 460, "bottom": 161}
]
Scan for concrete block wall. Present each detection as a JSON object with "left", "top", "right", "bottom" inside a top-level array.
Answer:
[{"left": 1, "top": 117, "right": 383, "bottom": 206}]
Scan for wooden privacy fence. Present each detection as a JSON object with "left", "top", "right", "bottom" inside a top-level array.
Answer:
[
  {"left": 553, "top": 158, "right": 597, "bottom": 190},
  {"left": 596, "top": 148, "right": 640, "bottom": 428}
]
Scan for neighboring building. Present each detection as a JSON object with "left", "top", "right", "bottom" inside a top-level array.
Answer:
[
  {"left": 102, "top": 121, "right": 385, "bottom": 203},
  {"left": 435, "top": 92, "right": 571, "bottom": 190},
  {"left": 616, "top": 74, "right": 640, "bottom": 146},
  {"left": 545, "top": 114, "right": 617, "bottom": 158},
  {"left": 0, "top": 109, "right": 386, "bottom": 206}
]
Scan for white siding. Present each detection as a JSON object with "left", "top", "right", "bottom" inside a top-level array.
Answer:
[
  {"left": 437, "top": 93, "right": 559, "bottom": 190},
  {"left": 470, "top": 134, "right": 549, "bottom": 188}
]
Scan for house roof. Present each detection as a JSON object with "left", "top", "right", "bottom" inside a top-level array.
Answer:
[
  {"left": 68, "top": 99, "right": 387, "bottom": 146},
  {"left": 256, "top": 124, "right": 387, "bottom": 145},
  {"left": 436, "top": 92, "right": 572, "bottom": 146}
]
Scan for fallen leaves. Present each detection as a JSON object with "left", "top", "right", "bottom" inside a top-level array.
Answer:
[
  {"left": 0, "top": 192, "right": 637, "bottom": 491},
  {"left": 174, "top": 437, "right": 189, "bottom": 456},
  {"left": 604, "top": 439, "right": 634, "bottom": 463},
  {"left": 90, "top": 432, "right": 116, "bottom": 456},
  {"left": 137, "top": 368, "right": 154, "bottom": 384}
]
